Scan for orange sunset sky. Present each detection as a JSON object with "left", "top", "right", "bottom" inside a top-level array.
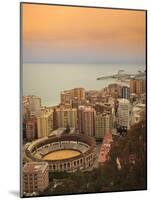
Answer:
[{"left": 22, "top": 3, "right": 146, "bottom": 64}]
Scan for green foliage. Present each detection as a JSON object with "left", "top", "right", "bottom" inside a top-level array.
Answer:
[{"left": 49, "top": 171, "right": 70, "bottom": 181}]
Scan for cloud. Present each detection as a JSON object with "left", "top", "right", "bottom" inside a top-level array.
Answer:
[{"left": 22, "top": 4, "right": 146, "bottom": 64}]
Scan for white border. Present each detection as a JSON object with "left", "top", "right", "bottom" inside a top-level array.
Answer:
[{"left": 0, "top": 0, "right": 150, "bottom": 200}]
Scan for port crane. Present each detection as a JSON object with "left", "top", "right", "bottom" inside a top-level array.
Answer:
[{"left": 97, "top": 70, "right": 146, "bottom": 82}]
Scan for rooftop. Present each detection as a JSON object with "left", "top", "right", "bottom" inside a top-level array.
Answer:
[
  {"left": 118, "top": 98, "right": 130, "bottom": 104},
  {"left": 23, "top": 162, "right": 48, "bottom": 174},
  {"left": 56, "top": 107, "right": 77, "bottom": 111},
  {"left": 98, "top": 132, "right": 113, "bottom": 163}
]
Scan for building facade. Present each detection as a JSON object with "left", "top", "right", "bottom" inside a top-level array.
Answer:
[
  {"left": 107, "top": 83, "right": 122, "bottom": 98},
  {"left": 79, "top": 107, "right": 96, "bottom": 137},
  {"left": 23, "top": 162, "right": 49, "bottom": 194},
  {"left": 26, "top": 118, "right": 37, "bottom": 141},
  {"left": 95, "top": 113, "right": 113, "bottom": 139},
  {"left": 78, "top": 106, "right": 85, "bottom": 133},
  {"left": 118, "top": 98, "right": 130, "bottom": 129},
  {"left": 60, "top": 90, "right": 72, "bottom": 105},
  {"left": 121, "top": 86, "right": 130, "bottom": 99},
  {"left": 135, "top": 79, "right": 145, "bottom": 96},
  {"left": 55, "top": 108, "right": 77, "bottom": 128},
  {"left": 28, "top": 95, "right": 41, "bottom": 116},
  {"left": 130, "top": 79, "right": 136, "bottom": 94},
  {"left": 71, "top": 88, "right": 85, "bottom": 101},
  {"left": 37, "top": 109, "right": 53, "bottom": 138},
  {"left": 130, "top": 79, "right": 145, "bottom": 96}
]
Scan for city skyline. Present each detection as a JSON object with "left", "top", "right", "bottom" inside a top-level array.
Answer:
[
  {"left": 22, "top": 4, "right": 146, "bottom": 64},
  {"left": 22, "top": 67, "right": 146, "bottom": 197},
  {"left": 23, "top": 64, "right": 145, "bottom": 106}
]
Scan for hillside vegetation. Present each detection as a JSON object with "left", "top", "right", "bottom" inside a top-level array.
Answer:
[{"left": 42, "top": 120, "right": 147, "bottom": 195}]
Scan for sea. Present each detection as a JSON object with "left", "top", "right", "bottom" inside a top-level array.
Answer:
[{"left": 23, "top": 64, "right": 145, "bottom": 107}]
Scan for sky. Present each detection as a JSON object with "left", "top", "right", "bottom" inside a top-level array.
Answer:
[{"left": 22, "top": 4, "right": 146, "bottom": 64}]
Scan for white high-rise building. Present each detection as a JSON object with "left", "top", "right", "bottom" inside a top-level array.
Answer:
[{"left": 118, "top": 99, "right": 130, "bottom": 129}]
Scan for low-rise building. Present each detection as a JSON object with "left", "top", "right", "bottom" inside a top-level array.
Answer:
[
  {"left": 98, "top": 132, "right": 113, "bottom": 164},
  {"left": 23, "top": 162, "right": 49, "bottom": 195}
]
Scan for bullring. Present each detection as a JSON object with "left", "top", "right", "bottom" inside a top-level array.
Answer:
[{"left": 24, "top": 134, "right": 97, "bottom": 172}]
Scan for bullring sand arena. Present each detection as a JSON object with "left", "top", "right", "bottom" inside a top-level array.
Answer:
[
  {"left": 24, "top": 134, "right": 97, "bottom": 172},
  {"left": 43, "top": 149, "right": 81, "bottom": 161}
]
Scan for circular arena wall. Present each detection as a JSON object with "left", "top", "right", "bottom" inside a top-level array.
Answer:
[{"left": 24, "top": 134, "right": 97, "bottom": 172}]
